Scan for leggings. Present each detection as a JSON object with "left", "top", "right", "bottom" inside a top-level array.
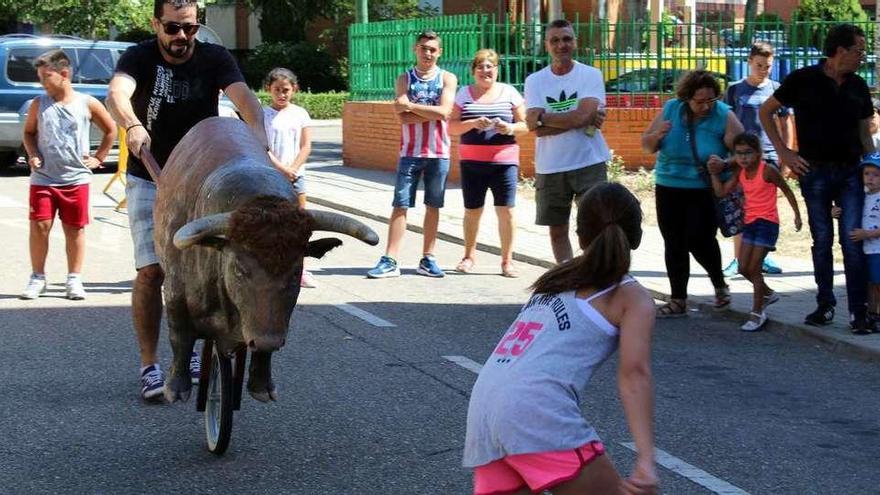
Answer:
[{"left": 656, "top": 184, "right": 726, "bottom": 300}]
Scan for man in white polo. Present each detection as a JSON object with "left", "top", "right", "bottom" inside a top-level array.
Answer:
[{"left": 525, "top": 19, "right": 610, "bottom": 263}]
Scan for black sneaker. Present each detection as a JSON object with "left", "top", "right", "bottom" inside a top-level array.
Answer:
[
  {"left": 851, "top": 314, "right": 871, "bottom": 335},
  {"left": 804, "top": 305, "right": 834, "bottom": 326}
]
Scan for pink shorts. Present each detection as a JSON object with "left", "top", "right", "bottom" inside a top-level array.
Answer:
[
  {"left": 473, "top": 441, "right": 605, "bottom": 495},
  {"left": 29, "top": 184, "right": 90, "bottom": 227}
]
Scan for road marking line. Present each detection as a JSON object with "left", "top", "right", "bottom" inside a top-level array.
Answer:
[
  {"left": 620, "top": 443, "right": 750, "bottom": 495},
  {"left": 0, "top": 194, "right": 25, "bottom": 207},
  {"left": 442, "top": 355, "right": 483, "bottom": 374},
  {"left": 334, "top": 303, "right": 396, "bottom": 327},
  {"left": 443, "top": 356, "right": 749, "bottom": 494}
]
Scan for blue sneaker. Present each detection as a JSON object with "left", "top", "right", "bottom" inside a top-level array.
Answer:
[
  {"left": 722, "top": 259, "right": 739, "bottom": 278},
  {"left": 417, "top": 255, "right": 445, "bottom": 278},
  {"left": 762, "top": 256, "right": 783, "bottom": 274},
  {"left": 367, "top": 256, "right": 400, "bottom": 279},
  {"left": 140, "top": 364, "right": 165, "bottom": 402}
]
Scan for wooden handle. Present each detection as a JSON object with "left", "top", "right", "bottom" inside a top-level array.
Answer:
[{"left": 140, "top": 147, "right": 162, "bottom": 182}]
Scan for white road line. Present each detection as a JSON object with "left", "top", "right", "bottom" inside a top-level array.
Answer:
[
  {"left": 620, "top": 443, "right": 750, "bottom": 495},
  {"left": 0, "top": 194, "right": 25, "bottom": 207},
  {"left": 334, "top": 303, "right": 396, "bottom": 327},
  {"left": 442, "top": 355, "right": 484, "bottom": 374}
]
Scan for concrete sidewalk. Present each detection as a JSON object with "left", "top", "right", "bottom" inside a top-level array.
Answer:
[{"left": 303, "top": 122, "right": 880, "bottom": 361}]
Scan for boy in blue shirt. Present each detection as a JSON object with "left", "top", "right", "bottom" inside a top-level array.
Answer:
[{"left": 723, "top": 41, "right": 793, "bottom": 277}]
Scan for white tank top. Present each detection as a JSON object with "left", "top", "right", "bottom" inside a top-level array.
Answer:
[{"left": 463, "top": 276, "right": 636, "bottom": 467}]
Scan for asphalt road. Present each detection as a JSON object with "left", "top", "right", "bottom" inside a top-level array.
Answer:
[{"left": 0, "top": 146, "right": 878, "bottom": 494}]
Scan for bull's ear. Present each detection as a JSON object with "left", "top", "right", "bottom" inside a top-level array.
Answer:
[{"left": 306, "top": 238, "right": 342, "bottom": 259}]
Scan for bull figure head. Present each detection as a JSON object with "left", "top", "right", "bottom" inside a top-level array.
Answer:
[{"left": 173, "top": 196, "right": 379, "bottom": 352}]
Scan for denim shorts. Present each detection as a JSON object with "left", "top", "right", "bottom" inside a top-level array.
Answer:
[
  {"left": 125, "top": 174, "right": 159, "bottom": 269},
  {"left": 460, "top": 162, "right": 518, "bottom": 209},
  {"left": 291, "top": 175, "right": 306, "bottom": 196},
  {"left": 392, "top": 157, "right": 450, "bottom": 208},
  {"left": 741, "top": 218, "right": 779, "bottom": 250},
  {"left": 867, "top": 254, "right": 880, "bottom": 284}
]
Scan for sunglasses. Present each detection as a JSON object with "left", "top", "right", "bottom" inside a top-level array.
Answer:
[{"left": 161, "top": 20, "right": 200, "bottom": 36}]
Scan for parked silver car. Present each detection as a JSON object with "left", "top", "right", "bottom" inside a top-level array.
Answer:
[{"left": 0, "top": 34, "right": 134, "bottom": 167}]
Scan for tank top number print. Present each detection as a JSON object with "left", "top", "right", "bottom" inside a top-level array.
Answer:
[{"left": 492, "top": 320, "right": 545, "bottom": 364}]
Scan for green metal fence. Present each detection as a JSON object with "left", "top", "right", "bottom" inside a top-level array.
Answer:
[{"left": 349, "top": 15, "right": 876, "bottom": 105}]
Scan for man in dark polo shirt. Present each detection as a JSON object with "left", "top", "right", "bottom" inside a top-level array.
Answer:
[{"left": 760, "top": 23, "right": 875, "bottom": 332}]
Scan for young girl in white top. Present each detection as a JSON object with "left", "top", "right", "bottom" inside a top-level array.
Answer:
[
  {"left": 463, "top": 182, "right": 658, "bottom": 495},
  {"left": 263, "top": 68, "right": 316, "bottom": 287}
]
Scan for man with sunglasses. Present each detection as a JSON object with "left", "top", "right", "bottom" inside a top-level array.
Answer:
[
  {"left": 106, "top": 0, "right": 267, "bottom": 402},
  {"left": 760, "top": 23, "right": 875, "bottom": 333},
  {"left": 524, "top": 19, "right": 611, "bottom": 264}
]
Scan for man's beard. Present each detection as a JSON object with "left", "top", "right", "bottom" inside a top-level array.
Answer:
[{"left": 161, "top": 38, "right": 193, "bottom": 59}]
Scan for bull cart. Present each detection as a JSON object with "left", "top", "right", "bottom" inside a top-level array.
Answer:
[
  {"left": 142, "top": 149, "right": 246, "bottom": 456},
  {"left": 195, "top": 341, "right": 247, "bottom": 455}
]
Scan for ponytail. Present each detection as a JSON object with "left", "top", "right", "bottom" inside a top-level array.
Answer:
[{"left": 530, "top": 223, "right": 631, "bottom": 294}]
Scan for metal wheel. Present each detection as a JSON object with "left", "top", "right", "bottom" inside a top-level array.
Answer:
[{"left": 204, "top": 351, "right": 234, "bottom": 455}]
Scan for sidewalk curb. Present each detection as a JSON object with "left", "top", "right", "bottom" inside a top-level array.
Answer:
[{"left": 311, "top": 195, "right": 880, "bottom": 363}]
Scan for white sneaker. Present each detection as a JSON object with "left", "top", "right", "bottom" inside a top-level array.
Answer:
[
  {"left": 20, "top": 274, "right": 47, "bottom": 300},
  {"left": 66, "top": 275, "right": 86, "bottom": 300},
  {"left": 740, "top": 311, "right": 768, "bottom": 332},
  {"left": 300, "top": 270, "right": 318, "bottom": 288}
]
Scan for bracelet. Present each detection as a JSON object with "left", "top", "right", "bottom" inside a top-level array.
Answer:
[{"left": 125, "top": 123, "right": 144, "bottom": 132}]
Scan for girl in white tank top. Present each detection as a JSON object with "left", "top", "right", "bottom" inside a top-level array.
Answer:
[{"left": 463, "top": 182, "right": 659, "bottom": 494}]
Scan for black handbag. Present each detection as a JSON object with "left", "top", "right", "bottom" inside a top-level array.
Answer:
[{"left": 687, "top": 119, "right": 744, "bottom": 238}]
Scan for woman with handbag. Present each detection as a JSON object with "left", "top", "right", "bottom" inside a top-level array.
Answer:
[{"left": 641, "top": 70, "right": 745, "bottom": 318}]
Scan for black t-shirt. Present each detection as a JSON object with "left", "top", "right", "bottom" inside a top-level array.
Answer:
[
  {"left": 115, "top": 39, "right": 245, "bottom": 181},
  {"left": 773, "top": 61, "right": 873, "bottom": 164}
]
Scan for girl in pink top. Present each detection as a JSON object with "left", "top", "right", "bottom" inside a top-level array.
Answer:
[{"left": 709, "top": 133, "right": 802, "bottom": 331}]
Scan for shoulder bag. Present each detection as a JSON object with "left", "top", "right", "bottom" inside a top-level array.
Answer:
[{"left": 687, "top": 119, "right": 744, "bottom": 238}]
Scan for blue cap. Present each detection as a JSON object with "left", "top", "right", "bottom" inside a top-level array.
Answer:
[{"left": 861, "top": 152, "right": 880, "bottom": 169}]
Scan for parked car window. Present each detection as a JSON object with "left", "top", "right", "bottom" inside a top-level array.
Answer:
[
  {"left": 6, "top": 47, "right": 47, "bottom": 83},
  {"left": 74, "top": 48, "right": 114, "bottom": 84}
]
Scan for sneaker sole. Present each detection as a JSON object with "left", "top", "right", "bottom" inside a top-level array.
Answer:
[
  {"left": 142, "top": 387, "right": 165, "bottom": 402},
  {"left": 67, "top": 294, "right": 86, "bottom": 300},
  {"left": 416, "top": 267, "right": 445, "bottom": 278},
  {"left": 367, "top": 269, "right": 401, "bottom": 279}
]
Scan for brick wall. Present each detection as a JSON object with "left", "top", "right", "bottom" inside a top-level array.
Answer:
[{"left": 342, "top": 102, "right": 660, "bottom": 180}]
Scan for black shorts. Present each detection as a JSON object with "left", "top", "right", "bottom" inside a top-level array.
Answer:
[{"left": 460, "top": 161, "right": 518, "bottom": 209}]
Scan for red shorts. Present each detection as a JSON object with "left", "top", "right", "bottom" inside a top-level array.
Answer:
[
  {"left": 473, "top": 441, "right": 605, "bottom": 495},
  {"left": 29, "top": 184, "right": 90, "bottom": 228}
]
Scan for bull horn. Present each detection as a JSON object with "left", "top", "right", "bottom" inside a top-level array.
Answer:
[
  {"left": 306, "top": 210, "right": 380, "bottom": 246},
  {"left": 173, "top": 212, "right": 232, "bottom": 249}
]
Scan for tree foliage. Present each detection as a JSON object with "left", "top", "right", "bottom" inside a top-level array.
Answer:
[
  {"left": 0, "top": 0, "right": 152, "bottom": 39},
  {"left": 247, "top": 0, "right": 435, "bottom": 45},
  {"left": 793, "top": 0, "right": 869, "bottom": 23}
]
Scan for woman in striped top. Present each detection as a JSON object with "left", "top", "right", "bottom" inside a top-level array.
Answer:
[{"left": 449, "top": 49, "right": 529, "bottom": 278}]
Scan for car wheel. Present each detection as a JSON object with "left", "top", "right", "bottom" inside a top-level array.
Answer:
[{"left": 0, "top": 150, "right": 17, "bottom": 168}]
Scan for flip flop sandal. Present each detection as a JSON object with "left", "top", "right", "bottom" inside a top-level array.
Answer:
[
  {"left": 656, "top": 299, "right": 687, "bottom": 318},
  {"left": 501, "top": 263, "right": 520, "bottom": 278},
  {"left": 714, "top": 286, "right": 731, "bottom": 311},
  {"left": 456, "top": 258, "right": 475, "bottom": 273}
]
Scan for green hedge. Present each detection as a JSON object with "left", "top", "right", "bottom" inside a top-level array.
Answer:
[{"left": 256, "top": 91, "right": 349, "bottom": 120}]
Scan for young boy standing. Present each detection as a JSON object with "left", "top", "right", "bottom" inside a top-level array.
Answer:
[
  {"left": 20, "top": 49, "right": 116, "bottom": 300},
  {"left": 723, "top": 41, "right": 794, "bottom": 277},
  {"left": 844, "top": 153, "right": 880, "bottom": 334}
]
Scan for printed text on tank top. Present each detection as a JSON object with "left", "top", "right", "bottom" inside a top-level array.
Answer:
[{"left": 493, "top": 277, "right": 636, "bottom": 365}]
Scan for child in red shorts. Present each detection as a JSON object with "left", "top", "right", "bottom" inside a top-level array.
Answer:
[{"left": 20, "top": 49, "right": 116, "bottom": 300}]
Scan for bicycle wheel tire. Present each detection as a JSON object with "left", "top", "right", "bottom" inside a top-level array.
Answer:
[{"left": 204, "top": 351, "right": 234, "bottom": 455}]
